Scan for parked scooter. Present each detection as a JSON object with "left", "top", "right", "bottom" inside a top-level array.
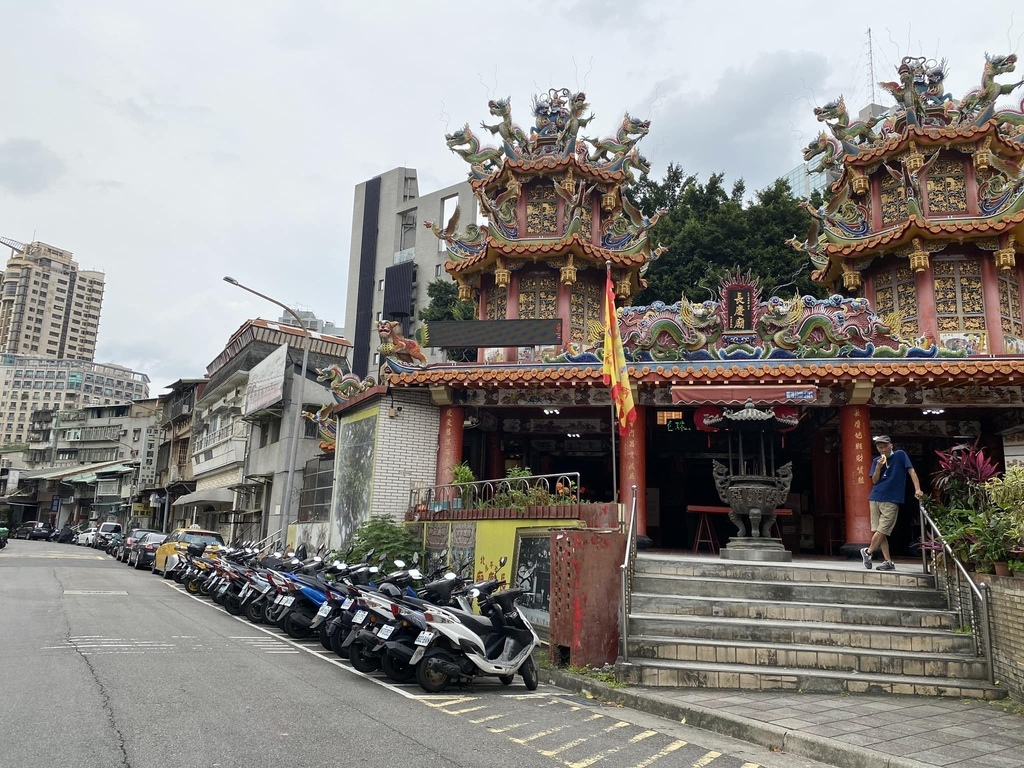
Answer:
[
  {"left": 411, "top": 582, "right": 540, "bottom": 693},
  {"left": 0, "top": 525, "right": 8, "bottom": 550}
]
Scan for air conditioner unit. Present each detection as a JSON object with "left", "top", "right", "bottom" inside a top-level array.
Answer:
[{"left": 181, "top": 405, "right": 190, "bottom": 414}]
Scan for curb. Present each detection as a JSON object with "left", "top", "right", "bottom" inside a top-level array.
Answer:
[{"left": 538, "top": 667, "right": 936, "bottom": 768}]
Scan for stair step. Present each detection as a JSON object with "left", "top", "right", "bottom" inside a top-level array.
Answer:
[
  {"left": 630, "top": 593, "right": 958, "bottom": 628},
  {"left": 627, "top": 635, "right": 988, "bottom": 679},
  {"left": 636, "top": 554, "right": 936, "bottom": 588},
  {"left": 632, "top": 572, "right": 947, "bottom": 608},
  {"left": 627, "top": 612, "right": 974, "bottom": 653},
  {"left": 618, "top": 658, "right": 1005, "bottom": 699}
]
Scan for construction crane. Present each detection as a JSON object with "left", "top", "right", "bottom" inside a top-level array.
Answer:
[{"left": 0, "top": 236, "right": 28, "bottom": 254}]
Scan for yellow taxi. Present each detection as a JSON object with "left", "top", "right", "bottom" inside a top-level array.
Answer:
[{"left": 153, "top": 526, "right": 225, "bottom": 577}]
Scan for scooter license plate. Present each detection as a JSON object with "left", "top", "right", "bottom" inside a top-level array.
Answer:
[
  {"left": 273, "top": 595, "right": 283, "bottom": 605},
  {"left": 377, "top": 624, "right": 395, "bottom": 640},
  {"left": 240, "top": 584, "right": 251, "bottom": 598},
  {"left": 218, "top": 583, "right": 229, "bottom": 595},
  {"left": 341, "top": 597, "right": 354, "bottom": 610},
  {"left": 414, "top": 630, "right": 434, "bottom": 647},
  {"left": 316, "top": 603, "right": 331, "bottom": 618},
  {"left": 352, "top": 609, "right": 368, "bottom": 625},
  {"left": 282, "top": 595, "right": 294, "bottom": 607},
  {"left": 261, "top": 584, "right": 271, "bottom": 594}
]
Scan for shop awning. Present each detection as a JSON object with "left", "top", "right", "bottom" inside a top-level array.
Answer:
[
  {"left": 671, "top": 385, "right": 818, "bottom": 406},
  {"left": 172, "top": 488, "right": 235, "bottom": 507}
]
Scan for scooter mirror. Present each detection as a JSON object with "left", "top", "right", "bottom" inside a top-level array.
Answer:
[
  {"left": 469, "top": 588, "right": 481, "bottom": 599},
  {"left": 393, "top": 559, "right": 406, "bottom": 569},
  {"left": 408, "top": 569, "right": 422, "bottom": 580},
  {"left": 498, "top": 556, "right": 508, "bottom": 568},
  {"left": 412, "top": 552, "right": 420, "bottom": 565}
]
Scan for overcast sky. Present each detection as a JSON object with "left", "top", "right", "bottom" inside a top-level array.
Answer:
[{"left": 2, "top": 1, "right": 1023, "bottom": 390}]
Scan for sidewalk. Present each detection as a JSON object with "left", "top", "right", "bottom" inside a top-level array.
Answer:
[{"left": 539, "top": 667, "right": 1024, "bottom": 768}]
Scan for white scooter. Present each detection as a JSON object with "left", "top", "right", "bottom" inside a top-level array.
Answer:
[{"left": 411, "top": 585, "right": 540, "bottom": 692}]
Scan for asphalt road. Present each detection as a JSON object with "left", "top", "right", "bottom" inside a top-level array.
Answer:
[{"left": 0, "top": 540, "right": 827, "bottom": 768}]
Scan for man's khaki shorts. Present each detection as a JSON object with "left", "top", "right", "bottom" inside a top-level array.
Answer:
[{"left": 869, "top": 500, "right": 899, "bottom": 536}]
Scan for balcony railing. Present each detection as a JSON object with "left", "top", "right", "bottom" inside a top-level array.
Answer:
[{"left": 192, "top": 421, "right": 250, "bottom": 455}]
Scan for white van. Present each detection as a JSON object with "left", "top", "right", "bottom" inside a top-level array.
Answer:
[{"left": 94, "top": 521, "right": 122, "bottom": 549}]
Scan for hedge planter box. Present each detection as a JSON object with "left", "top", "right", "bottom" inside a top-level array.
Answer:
[{"left": 407, "top": 503, "right": 616, "bottom": 523}]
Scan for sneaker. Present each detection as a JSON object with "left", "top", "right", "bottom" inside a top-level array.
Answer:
[
  {"left": 860, "top": 547, "right": 873, "bottom": 569},
  {"left": 877, "top": 561, "right": 896, "bottom": 571}
]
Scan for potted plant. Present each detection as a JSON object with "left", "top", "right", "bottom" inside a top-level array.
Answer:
[
  {"left": 450, "top": 461, "right": 476, "bottom": 510},
  {"left": 1008, "top": 560, "right": 1024, "bottom": 578}
]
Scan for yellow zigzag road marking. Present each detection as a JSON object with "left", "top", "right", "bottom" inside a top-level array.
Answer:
[
  {"left": 540, "top": 739, "right": 588, "bottom": 757},
  {"left": 691, "top": 751, "right": 723, "bottom": 767},
  {"left": 625, "top": 740, "right": 687, "bottom": 768},
  {"left": 421, "top": 696, "right": 478, "bottom": 708},
  {"left": 629, "top": 731, "right": 658, "bottom": 743},
  {"left": 468, "top": 714, "right": 503, "bottom": 724},
  {"left": 564, "top": 745, "right": 624, "bottom": 768},
  {"left": 488, "top": 722, "right": 530, "bottom": 734},
  {"left": 442, "top": 705, "right": 488, "bottom": 715},
  {"left": 510, "top": 725, "right": 571, "bottom": 744}
]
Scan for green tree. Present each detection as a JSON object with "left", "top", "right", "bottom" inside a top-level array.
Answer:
[
  {"left": 629, "top": 167, "right": 827, "bottom": 306},
  {"left": 418, "top": 279, "right": 477, "bottom": 362}
]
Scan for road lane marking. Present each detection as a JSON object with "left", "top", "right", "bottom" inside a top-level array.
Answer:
[
  {"left": 488, "top": 721, "right": 530, "bottom": 733},
  {"left": 602, "top": 721, "right": 630, "bottom": 732},
  {"left": 443, "top": 705, "right": 488, "bottom": 715}
]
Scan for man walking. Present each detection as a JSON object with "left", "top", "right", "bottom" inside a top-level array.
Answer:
[{"left": 862, "top": 435, "right": 924, "bottom": 571}]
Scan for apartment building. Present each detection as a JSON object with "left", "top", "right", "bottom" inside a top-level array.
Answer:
[
  {"left": 0, "top": 239, "right": 104, "bottom": 361},
  {"left": 344, "top": 167, "right": 477, "bottom": 378}
]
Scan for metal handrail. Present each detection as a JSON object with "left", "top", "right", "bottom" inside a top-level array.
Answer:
[
  {"left": 619, "top": 485, "right": 638, "bottom": 662},
  {"left": 918, "top": 501, "right": 994, "bottom": 683}
]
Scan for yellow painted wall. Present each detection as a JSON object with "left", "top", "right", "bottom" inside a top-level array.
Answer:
[{"left": 417, "top": 517, "right": 584, "bottom": 588}]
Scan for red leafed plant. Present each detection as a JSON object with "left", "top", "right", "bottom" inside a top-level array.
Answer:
[{"left": 932, "top": 444, "right": 999, "bottom": 508}]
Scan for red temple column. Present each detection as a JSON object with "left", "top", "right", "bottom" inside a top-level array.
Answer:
[
  {"left": 436, "top": 405, "right": 465, "bottom": 486},
  {"left": 915, "top": 266, "right": 939, "bottom": 345},
  {"left": 981, "top": 257, "right": 1005, "bottom": 355},
  {"left": 486, "top": 429, "right": 504, "bottom": 481},
  {"left": 618, "top": 404, "right": 647, "bottom": 536},
  {"left": 840, "top": 404, "right": 872, "bottom": 548}
]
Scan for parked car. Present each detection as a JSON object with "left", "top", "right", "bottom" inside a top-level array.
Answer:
[
  {"left": 14, "top": 521, "right": 54, "bottom": 540},
  {"left": 75, "top": 527, "right": 98, "bottom": 546},
  {"left": 117, "top": 528, "right": 159, "bottom": 562},
  {"left": 128, "top": 532, "right": 168, "bottom": 569},
  {"left": 94, "top": 522, "right": 123, "bottom": 549},
  {"left": 152, "top": 528, "right": 225, "bottom": 576}
]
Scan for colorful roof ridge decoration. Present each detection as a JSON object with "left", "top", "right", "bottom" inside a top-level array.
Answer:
[
  {"left": 427, "top": 89, "right": 665, "bottom": 300},
  {"left": 790, "top": 52, "right": 1024, "bottom": 286}
]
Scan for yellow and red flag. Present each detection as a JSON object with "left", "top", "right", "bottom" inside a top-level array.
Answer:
[{"left": 602, "top": 267, "right": 636, "bottom": 436}]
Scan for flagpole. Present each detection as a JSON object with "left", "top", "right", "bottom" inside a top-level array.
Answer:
[{"left": 606, "top": 261, "right": 619, "bottom": 508}]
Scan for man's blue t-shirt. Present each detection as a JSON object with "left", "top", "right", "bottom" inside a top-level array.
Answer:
[{"left": 868, "top": 449, "right": 913, "bottom": 503}]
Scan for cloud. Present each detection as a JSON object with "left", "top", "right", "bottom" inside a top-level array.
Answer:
[
  {"left": 0, "top": 139, "right": 66, "bottom": 195},
  {"left": 639, "top": 51, "right": 832, "bottom": 193}
]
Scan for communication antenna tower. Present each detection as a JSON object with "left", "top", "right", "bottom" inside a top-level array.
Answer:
[{"left": 867, "top": 27, "right": 878, "bottom": 105}]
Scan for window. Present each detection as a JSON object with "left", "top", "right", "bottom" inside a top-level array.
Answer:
[
  {"left": 378, "top": 279, "right": 385, "bottom": 291},
  {"left": 435, "top": 264, "right": 443, "bottom": 278}
]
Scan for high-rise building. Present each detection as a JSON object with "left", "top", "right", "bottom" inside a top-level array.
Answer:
[
  {"left": 0, "top": 355, "right": 150, "bottom": 445},
  {"left": 0, "top": 239, "right": 105, "bottom": 361},
  {"left": 344, "top": 167, "right": 477, "bottom": 378}
]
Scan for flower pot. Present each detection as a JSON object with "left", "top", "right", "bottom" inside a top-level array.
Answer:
[{"left": 993, "top": 561, "right": 1011, "bottom": 577}]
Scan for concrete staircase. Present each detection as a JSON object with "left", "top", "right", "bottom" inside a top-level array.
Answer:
[{"left": 618, "top": 554, "right": 1004, "bottom": 699}]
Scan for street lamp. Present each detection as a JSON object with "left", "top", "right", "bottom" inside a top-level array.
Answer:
[{"left": 223, "top": 276, "right": 311, "bottom": 544}]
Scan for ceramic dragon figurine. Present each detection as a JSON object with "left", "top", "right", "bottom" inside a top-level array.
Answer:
[
  {"left": 958, "top": 53, "right": 1023, "bottom": 126},
  {"left": 445, "top": 124, "right": 504, "bottom": 176},
  {"left": 480, "top": 97, "right": 531, "bottom": 160},
  {"left": 586, "top": 112, "right": 650, "bottom": 164},
  {"left": 814, "top": 96, "right": 885, "bottom": 148},
  {"left": 802, "top": 132, "right": 843, "bottom": 175}
]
